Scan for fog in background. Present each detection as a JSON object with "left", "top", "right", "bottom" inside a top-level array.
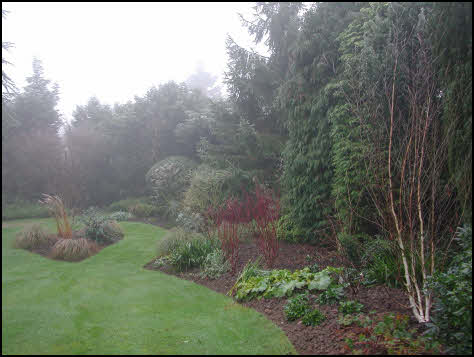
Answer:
[{"left": 2, "top": 2, "right": 269, "bottom": 122}]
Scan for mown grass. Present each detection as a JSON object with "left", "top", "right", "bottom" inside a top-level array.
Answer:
[{"left": 2, "top": 218, "right": 296, "bottom": 355}]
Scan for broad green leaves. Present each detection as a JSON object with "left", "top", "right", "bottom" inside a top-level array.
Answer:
[{"left": 233, "top": 266, "right": 335, "bottom": 301}]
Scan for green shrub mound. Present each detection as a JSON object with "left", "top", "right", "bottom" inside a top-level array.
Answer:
[
  {"left": 232, "top": 265, "right": 337, "bottom": 301},
  {"left": 284, "top": 293, "right": 311, "bottom": 321},
  {"left": 183, "top": 164, "right": 233, "bottom": 213},
  {"left": 80, "top": 208, "right": 124, "bottom": 244},
  {"left": 276, "top": 214, "right": 307, "bottom": 243},
  {"left": 14, "top": 224, "right": 56, "bottom": 249},
  {"left": 51, "top": 238, "right": 98, "bottom": 261},
  {"left": 146, "top": 156, "right": 198, "bottom": 213},
  {"left": 175, "top": 208, "right": 205, "bottom": 232},
  {"left": 426, "top": 225, "right": 472, "bottom": 355},
  {"left": 102, "top": 220, "right": 124, "bottom": 243},
  {"left": 199, "top": 249, "right": 230, "bottom": 279}
]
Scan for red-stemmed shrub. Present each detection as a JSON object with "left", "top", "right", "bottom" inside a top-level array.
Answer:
[
  {"left": 253, "top": 183, "right": 280, "bottom": 268},
  {"left": 204, "top": 182, "right": 280, "bottom": 272}
]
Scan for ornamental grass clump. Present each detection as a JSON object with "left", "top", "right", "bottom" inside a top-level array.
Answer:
[
  {"left": 14, "top": 224, "right": 55, "bottom": 250},
  {"left": 51, "top": 238, "right": 99, "bottom": 261},
  {"left": 156, "top": 228, "right": 219, "bottom": 272},
  {"left": 39, "top": 194, "right": 72, "bottom": 239}
]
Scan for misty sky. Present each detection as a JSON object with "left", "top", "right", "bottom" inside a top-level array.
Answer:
[{"left": 2, "top": 2, "right": 269, "bottom": 122}]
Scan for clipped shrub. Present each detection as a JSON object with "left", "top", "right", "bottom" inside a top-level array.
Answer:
[
  {"left": 199, "top": 248, "right": 230, "bottom": 279},
  {"left": 128, "top": 203, "right": 156, "bottom": 218},
  {"left": 108, "top": 211, "right": 132, "bottom": 221},
  {"left": 14, "top": 224, "right": 55, "bottom": 249},
  {"left": 146, "top": 156, "right": 198, "bottom": 211},
  {"left": 284, "top": 293, "right": 311, "bottom": 321},
  {"left": 302, "top": 309, "right": 326, "bottom": 326},
  {"left": 51, "top": 238, "right": 98, "bottom": 261},
  {"left": 426, "top": 225, "right": 472, "bottom": 355}
]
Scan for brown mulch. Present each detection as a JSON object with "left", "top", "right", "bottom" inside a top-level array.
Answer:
[{"left": 143, "top": 235, "right": 421, "bottom": 355}]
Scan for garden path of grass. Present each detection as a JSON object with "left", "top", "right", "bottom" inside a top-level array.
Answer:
[{"left": 2, "top": 218, "right": 296, "bottom": 355}]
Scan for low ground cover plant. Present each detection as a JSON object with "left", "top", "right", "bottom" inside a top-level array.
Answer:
[
  {"left": 338, "top": 300, "right": 364, "bottom": 315},
  {"left": 302, "top": 309, "right": 326, "bottom": 326},
  {"left": 343, "top": 313, "right": 440, "bottom": 354},
  {"left": 231, "top": 265, "right": 334, "bottom": 301},
  {"left": 284, "top": 293, "right": 311, "bottom": 321},
  {"left": 316, "top": 284, "right": 345, "bottom": 305}
]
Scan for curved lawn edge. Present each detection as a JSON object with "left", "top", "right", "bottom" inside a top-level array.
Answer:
[{"left": 2, "top": 218, "right": 297, "bottom": 355}]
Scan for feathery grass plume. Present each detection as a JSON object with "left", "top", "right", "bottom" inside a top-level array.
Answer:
[
  {"left": 39, "top": 194, "right": 72, "bottom": 239},
  {"left": 51, "top": 238, "right": 98, "bottom": 261}
]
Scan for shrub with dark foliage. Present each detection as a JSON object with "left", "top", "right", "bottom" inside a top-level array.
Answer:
[{"left": 426, "top": 225, "right": 472, "bottom": 355}]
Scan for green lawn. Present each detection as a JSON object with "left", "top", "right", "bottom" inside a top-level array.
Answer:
[{"left": 2, "top": 218, "right": 296, "bottom": 355}]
